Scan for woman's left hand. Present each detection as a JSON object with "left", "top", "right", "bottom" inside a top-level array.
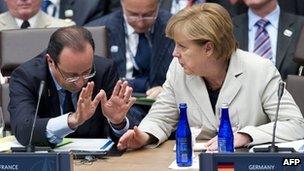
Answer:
[{"left": 205, "top": 133, "right": 252, "bottom": 151}]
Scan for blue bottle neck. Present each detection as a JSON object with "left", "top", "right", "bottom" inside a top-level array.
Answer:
[
  {"left": 179, "top": 107, "right": 188, "bottom": 121},
  {"left": 221, "top": 108, "right": 231, "bottom": 123}
]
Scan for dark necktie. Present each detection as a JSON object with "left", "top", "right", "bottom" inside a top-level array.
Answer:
[
  {"left": 63, "top": 90, "right": 75, "bottom": 114},
  {"left": 133, "top": 33, "right": 151, "bottom": 76},
  {"left": 253, "top": 19, "right": 272, "bottom": 60},
  {"left": 41, "top": 0, "right": 52, "bottom": 13},
  {"left": 20, "top": 20, "right": 30, "bottom": 29}
]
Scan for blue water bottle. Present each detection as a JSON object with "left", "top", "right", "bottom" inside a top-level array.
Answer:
[
  {"left": 176, "top": 103, "right": 192, "bottom": 167},
  {"left": 218, "top": 103, "right": 234, "bottom": 152}
]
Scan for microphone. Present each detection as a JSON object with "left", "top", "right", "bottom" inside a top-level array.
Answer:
[
  {"left": 11, "top": 81, "right": 52, "bottom": 152},
  {"left": 253, "top": 81, "right": 295, "bottom": 152}
]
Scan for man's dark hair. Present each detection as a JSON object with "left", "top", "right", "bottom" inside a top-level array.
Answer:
[{"left": 47, "top": 26, "right": 95, "bottom": 64}]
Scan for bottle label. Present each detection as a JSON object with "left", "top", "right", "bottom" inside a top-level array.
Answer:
[
  {"left": 176, "top": 138, "right": 192, "bottom": 163},
  {"left": 218, "top": 137, "right": 234, "bottom": 152}
]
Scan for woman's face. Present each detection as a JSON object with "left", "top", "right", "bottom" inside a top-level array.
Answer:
[{"left": 172, "top": 32, "right": 214, "bottom": 76}]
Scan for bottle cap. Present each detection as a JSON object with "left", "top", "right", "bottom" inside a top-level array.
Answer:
[
  {"left": 179, "top": 103, "right": 187, "bottom": 108},
  {"left": 221, "top": 103, "right": 229, "bottom": 109}
]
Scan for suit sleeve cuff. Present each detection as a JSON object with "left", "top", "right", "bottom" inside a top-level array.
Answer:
[{"left": 109, "top": 117, "right": 129, "bottom": 137}]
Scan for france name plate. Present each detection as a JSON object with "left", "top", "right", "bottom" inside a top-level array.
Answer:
[{"left": 0, "top": 152, "right": 72, "bottom": 171}]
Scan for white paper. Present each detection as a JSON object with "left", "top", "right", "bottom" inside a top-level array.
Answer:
[
  {"left": 249, "top": 139, "right": 304, "bottom": 152},
  {"left": 173, "top": 127, "right": 207, "bottom": 152},
  {"left": 173, "top": 142, "right": 206, "bottom": 152},
  {"left": 54, "top": 138, "right": 114, "bottom": 152},
  {"left": 168, "top": 155, "right": 199, "bottom": 170}
]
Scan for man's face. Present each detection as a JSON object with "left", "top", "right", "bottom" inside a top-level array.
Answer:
[
  {"left": 122, "top": 0, "right": 158, "bottom": 33},
  {"left": 242, "top": 0, "right": 275, "bottom": 9},
  {"left": 5, "top": 0, "right": 41, "bottom": 20},
  {"left": 47, "top": 43, "right": 95, "bottom": 93}
]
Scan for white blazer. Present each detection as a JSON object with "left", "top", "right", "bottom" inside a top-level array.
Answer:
[
  {"left": 0, "top": 10, "right": 75, "bottom": 31},
  {"left": 139, "top": 49, "right": 304, "bottom": 146}
]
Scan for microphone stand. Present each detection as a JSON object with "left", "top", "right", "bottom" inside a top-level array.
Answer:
[
  {"left": 11, "top": 81, "right": 52, "bottom": 152},
  {"left": 253, "top": 82, "right": 295, "bottom": 153}
]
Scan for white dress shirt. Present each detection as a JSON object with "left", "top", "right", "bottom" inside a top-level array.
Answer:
[
  {"left": 124, "top": 21, "right": 140, "bottom": 79},
  {"left": 14, "top": 14, "right": 38, "bottom": 28}
]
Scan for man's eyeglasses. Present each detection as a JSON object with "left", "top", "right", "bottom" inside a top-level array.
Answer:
[
  {"left": 56, "top": 64, "right": 96, "bottom": 83},
  {"left": 124, "top": 15, "right": 157, "bottom": 22},
  {"left": 124, "top": 7, "right": 159, "bottom": 22}
]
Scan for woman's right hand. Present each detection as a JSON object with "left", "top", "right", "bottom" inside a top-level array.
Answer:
[{"left": 117, "top": 126, "right": 151, "bottom": 150}]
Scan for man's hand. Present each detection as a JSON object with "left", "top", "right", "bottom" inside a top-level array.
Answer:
[
  {"left": 117, "top": 126, "right": 151, "bottom": 150},
  {"left": 146, "top": 86, "right": 163, "bottom": 99},
  {"left": 68, "top": 81, "right": 103, "bottom": 129},
  {"left": 205, "top": 132, "right": 252, "bottom": 151},
  {"left": 100, "top": 80, "right": 136, "bottom": 124}
]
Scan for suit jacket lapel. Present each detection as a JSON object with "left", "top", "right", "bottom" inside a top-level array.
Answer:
[
  {"left": 44, "top": 81, "right": 61, "bottom": 116},
  {"left": 108, "top": 11, "right": 127, "bottom": 76},
  {"left": 59, "top": 0, "right": 75, "bottom": 18},
  {"left": 0, "top": 12, "right": 18, "bottom": 28},
  {"left": 276, "top": 12, "right": 294, "bottom": 69},
  {"left": 217, "top": 51, "right": 243, "bottom": 116},
  {"left": 186, "top": 75, "right": 218, "bottom": 129},
  {"left": 40, "top": 57, "right": 61, "bottom": 117},
  {"left": 35, "top": 11, "right": 52, "bottom": 28},
  {"left": 150, "top": 16, "right": 171, "bottom": 82}
]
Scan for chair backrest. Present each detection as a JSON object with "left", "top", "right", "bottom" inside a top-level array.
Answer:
[
  {"left": 0, "top": 26, "right": 108, "bottom": 76},
  {"left": 285, "top": 27, "right": 304, "bottom": 117},
  {"left": 286, "top": 75, "right": 304, "bottom": 117},
  {"left": 0, "top": 83, "right": 10, "bottom": 131},
  {"left": 294, "top": 26, "right": 304, "bottom": 75}
]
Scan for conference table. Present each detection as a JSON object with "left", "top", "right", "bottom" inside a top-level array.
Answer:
[{"left": 74, "top": 140, "right": 198, "bottom": 171}]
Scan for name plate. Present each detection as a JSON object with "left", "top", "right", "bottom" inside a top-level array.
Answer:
[
  {"left": 199, "top": 152, "right": 304, "bottom": 171},
  {"left": 0, "top": 152, "right": 72, "bottom": 171}
]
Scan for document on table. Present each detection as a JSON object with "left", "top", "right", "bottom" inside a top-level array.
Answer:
[
  {"left": 0, "top": 136, "right": 114, "bottom": 152},
  {"left": 54, "top": 138, "right": 114, "bottom": 152},
  {"left": 169, "top": 155, "right": 199, "bottom": 170},
  {"left": 173, "top": 142, "right": 207, "bottom": 152},
  {"left": 249, "top": 139, "right": 304, "bottom": 152}
]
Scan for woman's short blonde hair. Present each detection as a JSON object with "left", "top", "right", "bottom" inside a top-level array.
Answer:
[{"left": 166, "top": 3, "right": 237, "bottom": 60}]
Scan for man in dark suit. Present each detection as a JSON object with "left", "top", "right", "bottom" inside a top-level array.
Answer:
[
  {"left": 40, "top": 0, "right": 121, "bottom": 26},
  {"left": 86, "top": 0, "right": 174, "bottom": 100},
  {"left": 9, "top": 26, "right": 136, "bottom": 146},
  {"left": 0, "top": 0, "right": 7, "bottom": 13},
  {"left": 233, "top": 0, "right": 304, "bottom": 80},
  {"left": 278, "top": 0, "right": 304, "bottom": 16}
]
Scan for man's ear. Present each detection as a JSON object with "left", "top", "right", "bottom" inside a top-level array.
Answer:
[{"left": 46, "top": 54, "right": 54, "bottom": 66}]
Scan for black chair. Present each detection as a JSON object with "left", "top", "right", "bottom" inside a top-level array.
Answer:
[
  {"left": 0, "top": 26, "right": 108, "bottom": 77},
  {"left": 286, "top": 26, "right": 304, "bottom": 116}
]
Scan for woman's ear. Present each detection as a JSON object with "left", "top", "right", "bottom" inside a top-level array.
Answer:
[{"left": 204, "top": 41, "right": 214, "bottom": 57}]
